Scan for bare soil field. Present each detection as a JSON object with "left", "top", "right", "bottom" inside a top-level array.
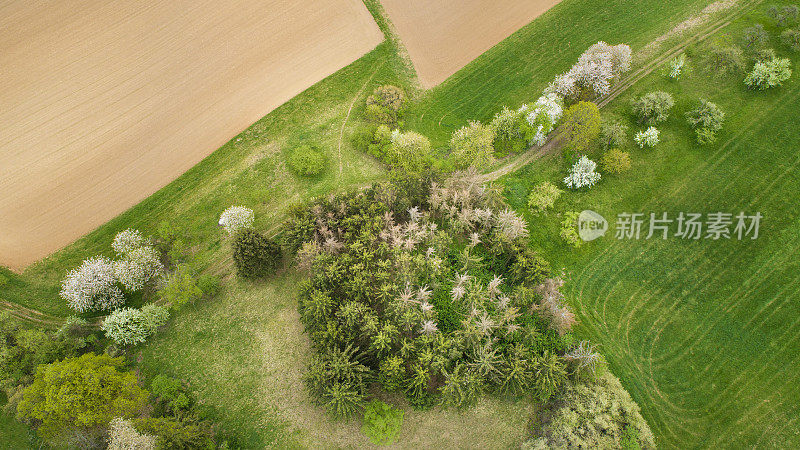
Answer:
[
  {"left": 0, "top": 0, "right": 381, "bottom": 271},
  {"left": 380, "top": 0, "right": 562, "bottom": 88}
]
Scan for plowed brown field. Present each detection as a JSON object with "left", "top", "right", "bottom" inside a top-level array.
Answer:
[
  {"left": 380, "top": 0, "right": 561, "bottom": 88},
  {"left": 0, "top": 0, "right": 381, "bottom": 270}
]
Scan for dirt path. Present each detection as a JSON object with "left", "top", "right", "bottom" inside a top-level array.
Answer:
[
  {"left": 0, "top": 0, "right": 760, "bottom": 328},
  {"left": 337, "top": 61, "right": 387, "bottom": 177}
]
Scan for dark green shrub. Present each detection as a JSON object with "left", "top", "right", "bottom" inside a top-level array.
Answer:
[
  {"left": 508, "top": 243, "right": 551, "bottom": 285},
  {"left": 366, "top": 85, "right": 406, "bottom": 112},
  {"left": 600, "top": 148, "right": 632, "bottom": 174},
  {"left": 288, "top": 144, "right": 326, "bottom": 177},
  {"left": 361, "top": 400, "right": 404, "bottom": 445},
  {"left": 364, "top": 85, "right": 406, "bottom": 126},
  {"left": 304, "top": 345, "right": 369, "bottom": 419},
  {"left": 741, "top": 24, "right": 770, "bottom": 50},
  {"left": 705, "top": 45, "right": 747, "bottom": 76},
  {"left": 768, "top": 5, "right": 799, "bottom": 27},
  {"left": 631, "top": 91, "right": 674, "bottom": 125},
  {"left": 232, "top": 229, "right": 282, "bottom": 279},
  {"left": 531, "top": 351, "right": 568, "bottom": 402},
  {"left": 440, "top": 365, "right": 484, "bottom": 408},
  {"left": 782, "top": 28, "right": 800, "bottom": 51},
  {"left": 599, "top": 120, "right": 628, "bottom": 151},
  {"left": 378, "top": 356, "right": 406, "bottom": 391},
  {"left": 133, "top": 417, "right": 215, "bottom": 449},
  {"left": 686, "top": 99, "right": 725, "bottom": 144}
]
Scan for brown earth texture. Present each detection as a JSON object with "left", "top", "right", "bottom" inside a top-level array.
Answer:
[
  {"left": 0, "top": 0, "right": 382, "bottom": 270},
  {"left": 380, "top": 0, "right": 562, "bottom": 88}
]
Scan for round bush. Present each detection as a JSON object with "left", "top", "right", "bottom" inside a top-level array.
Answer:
[
  {"left": 528, "top": 182, "right": 563, "bottom": 213},
  {"left": 232, "top": 229, "right": 282, "bottom": 278},
  {"left": 288, "top": 144, "right": 326, "bottom": 176},
  {"left": 745, "top": 57, "right": 793, "bottom": 89},
  {"left": 600, "top": 148, "right": 632, "bottom": 174},
  {"left": 631, "top": 91, "right": 674, "bottom": 125},
  {"left": 101, "top": 304, "right": 169, "bottom": 346},
  {"left": 449, "top": 121, "right": 496, "bottom": 169},
  {"left": 705, "top": 45, "right": 746, "bottom": 76},
  {"left": 366, "top": 85, "right": 405, "bottom": 112},
  {"left": 60, "top": 256, "right": 124, "bottom": 313},
  {"left": 782, "top": 29, "right": 800, "bottom": 51}
]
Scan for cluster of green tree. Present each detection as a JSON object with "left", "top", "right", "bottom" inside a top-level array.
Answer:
[
  {"left": 0, "top": 314, "right": 229, "bottom": 448},
  {"left": 352, "top": 85, "right": 562, "bottom": 179},
  {"left": 102, "top": 224, "right": 219, "bottom": 347},
  {"left": 282, "top": 172, "right": 608, "bottom": 421},
  {"left": 702, "top": 6, "right": 796, "bottom": 88},
  {"left": 522, "top": 372, "right": 656, "bottom": 449}
]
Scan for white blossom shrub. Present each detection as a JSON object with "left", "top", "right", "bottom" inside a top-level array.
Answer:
[
  {"left": 548, "top": 42, "right": 632, "bottom": 99},
  {"left": 563, "top": 156, "right": 601, "bottom": 189},
  {"left": 667, "top": 54, "right": 686, "bottom": 79},
  {"left": 744, "top": 57, "right": 793, "bottom": 89},
  {"left": 60, "top": 256, "right": 124, "bottom": 312},
  {"left": 521, "top": 93, "right": 564, "bottom": 145},
  {"left": 101, "top": 304, "right": 169, "bottom": 346},
  {"left": 111, "top": 228, "right": 146, "bottom": 256},
  {"left": 634, "top": 127, "right": 660, "bottom": 148},
  {"left": 108, "top": 417, "right": 156, "bottom": 450},
  {"left": 494, "top": 209, "right": 530, "bottom": 241},
  {"left": 218, "top": 206, "right": 254, "bottom": 234},
  {"left": 114, "top": 246, "right": 164, "bottom": 291}
]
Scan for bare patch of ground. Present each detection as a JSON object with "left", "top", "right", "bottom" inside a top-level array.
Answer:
[
  {"left": 379, "top": 0, "right": 562, "bottom": 88},
  {"left": 0, "top": 0, "right": 382, "bottom": 270}
]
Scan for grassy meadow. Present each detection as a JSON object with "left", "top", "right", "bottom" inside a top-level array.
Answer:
[
  {"left": 502, "top": 5, "right": 800, "bottom": 447},
  {"left": 7, "top": 0, "right": 792, "bottom": 448}
]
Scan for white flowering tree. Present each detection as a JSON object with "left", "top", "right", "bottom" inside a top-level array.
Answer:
[
  {"left": 634, "top": 127, "right": 660, "bottom": 148},
  {"left": 521, "top": 93, "right": 564, "bottom": 145},
  {"left": 108, "top": 417, "right": 156, "bottom": 450},
  {"left": 111, "top": 228, "right": 146, "bottom": 256},
  {"left": 114, "top": 246, "right": 164, "bottom": 291},
  {"left": 101, "top": 304, "right": 169, "bottom": 346},
  {"left": 60, "top": 256, "right": 124, "bottom": 312},
  {"left": 219, "top": 206, "right": 254, "bottom": 234},
  {"left": 744, "top": 57, "right": 792, "bottom": 90},
  {"left": 110, "top": 229, "right": 164, "bottom": 291},
  {"left": 494, "top": 209, "right": 530, "bottom": 241},
  {"left": 667, "top": 54, "right": 687, "bottom": 79},
  {"left": 547, "top": 41, "right": 632, "bottom": 100},
  {"left": 563, "top": 156, "right": 601, "bottom": 189}
]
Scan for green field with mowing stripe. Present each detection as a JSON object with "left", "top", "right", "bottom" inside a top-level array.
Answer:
[{"left": 503, "top": 5, "right": 800, "bottom": 446}]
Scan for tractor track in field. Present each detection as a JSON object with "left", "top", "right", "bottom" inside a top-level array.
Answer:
[{"left": 0, "top": 0, "right": 761, "bottom": 328}]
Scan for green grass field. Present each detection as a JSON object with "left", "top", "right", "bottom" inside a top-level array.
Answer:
[{"left": 502, "top": 6, "right": 800, "bottom": 447}]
